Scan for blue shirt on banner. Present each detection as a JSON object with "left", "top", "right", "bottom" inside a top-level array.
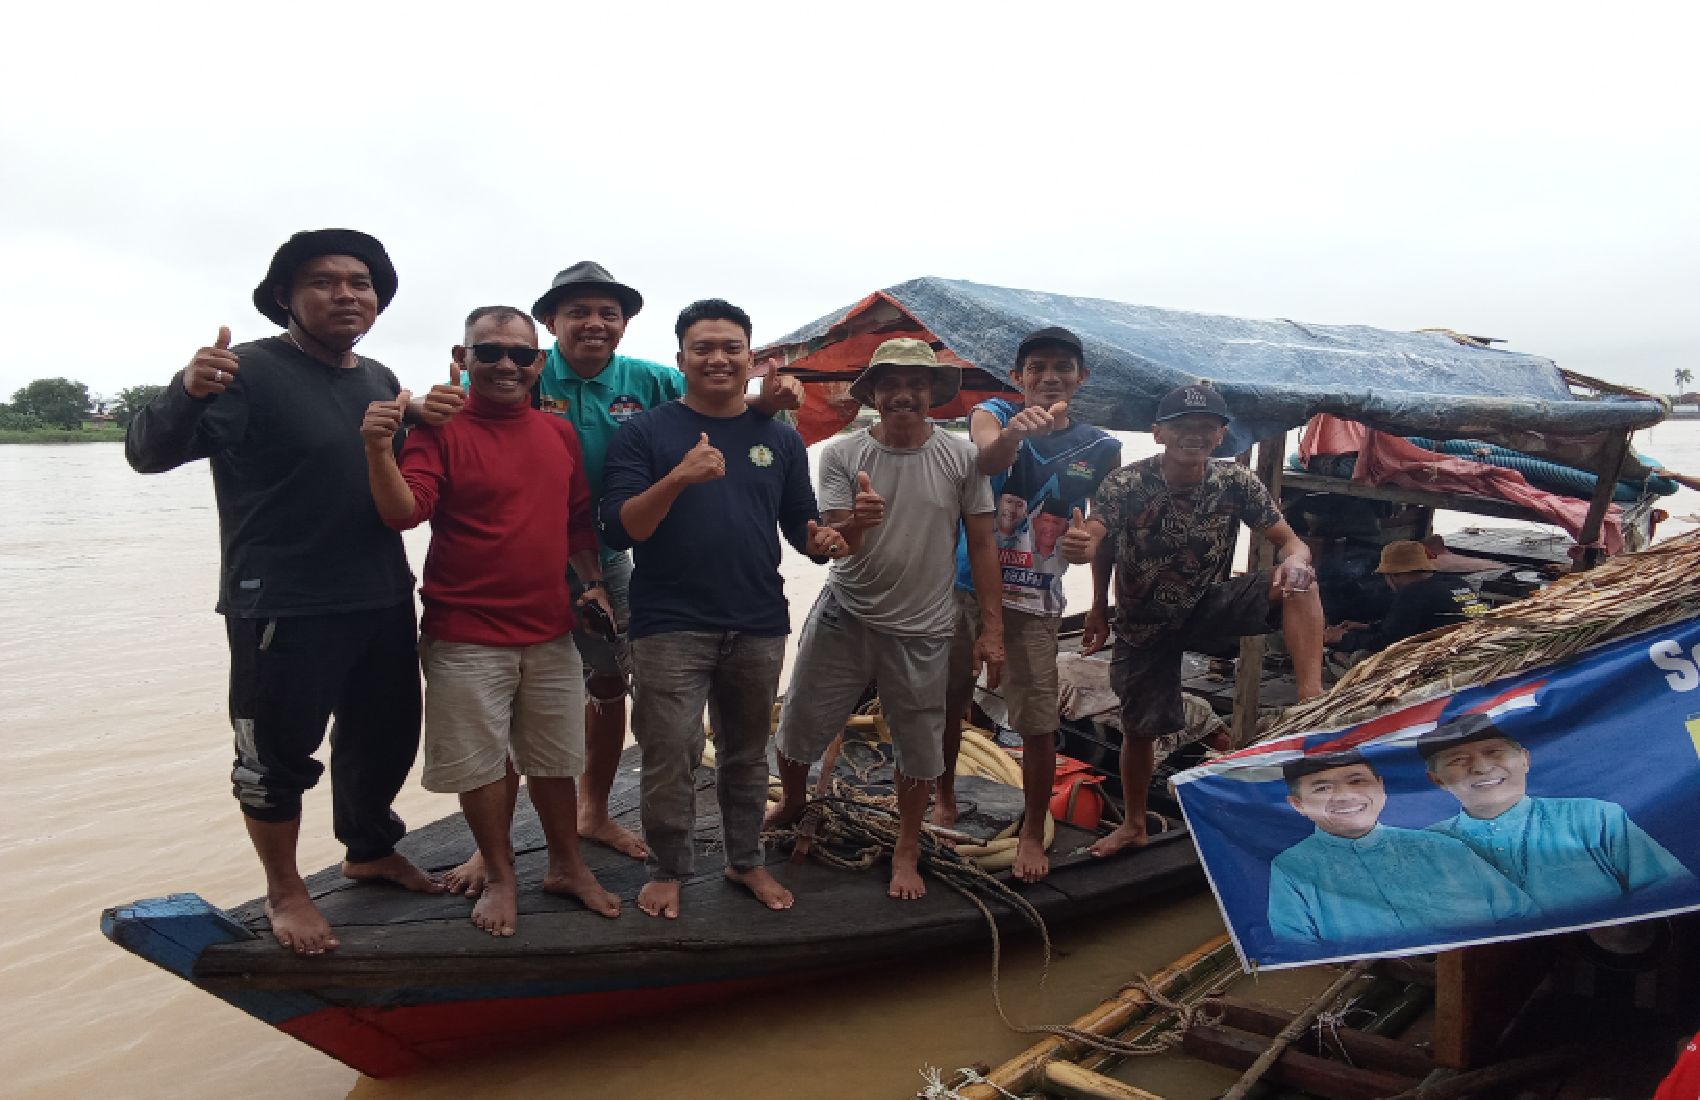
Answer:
[
  {"left": 1268, "top": 824, "right": 1537, "bottom": 946},
  {"left": 952, "top": 398, "right": 1120, "bottom": 618},
  {"left": 1428, "top": 796, "right": 1695, "bottom": 916}
]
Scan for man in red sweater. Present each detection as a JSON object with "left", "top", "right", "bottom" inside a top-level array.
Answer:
[{"left": 361, "top": 306, "right": 621, "bottom": 936}]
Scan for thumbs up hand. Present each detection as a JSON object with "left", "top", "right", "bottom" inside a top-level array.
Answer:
[
  {"left": 1005, "top": 400, "right": 1059, "bottom": 441},
  {"left": 805, "top": 518, "right": 849, "bottom": 558},
  {"left": 850, "top": 469, "right": 885, "bottom": 529},
  {"left": 1059, "top": 506, "right": 1101, "bottom": 565},
  {"left": 184, "top": 325, "right": 241, "bottom": 398},
  {"left": 756, "top": 359, "right": 805, "bottom": 414},
  {"left": 361, "top": 389, "right": 411, "bottom": 450},
  {"left": 672, "top": 432, "right": 726, "bottom": 485}
]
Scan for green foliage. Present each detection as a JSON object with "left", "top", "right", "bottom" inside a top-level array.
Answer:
[
  {"left": 10, "top": 377, "right": 91, "bottom": 429},
  {"left": 0, "top": 404, "right": 44, "bottom": 430},
  {"left": 1677, "top": 367, "right": 1694, "bottom": 395},
  {"left": 114, "top": 384, "right": 166, "bottom": 428}
]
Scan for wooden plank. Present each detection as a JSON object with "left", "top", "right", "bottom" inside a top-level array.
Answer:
[
  {"left": 1431, "top": 939, "right": 1556, "bottom": 1069},
  {"left": 1576, "top": 429, "right": 1631, "bottom": 569},
  {"left": 1278, "top": 471, "right": 1543, "bottom": 522},
  {"left": 1233, "top": 434, "right": 1285, "bottom": 746},
  {"left": 1183, "top": 1024, "right": 1419, "bottom": 1100},
  {"left": 1213, "top": 997, "right": 1434, "bottom": 1078}
]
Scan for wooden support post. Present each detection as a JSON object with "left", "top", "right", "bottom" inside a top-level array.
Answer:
[
  {"left": 1431, "top": 938, "right": 1556, "bottom": 1069},
  {"left": 1576, "top": 429, "right": 1631, "bottom": 570},
  {"left": 1231, "top": 433, "right": 1286, "bottom": 747}
]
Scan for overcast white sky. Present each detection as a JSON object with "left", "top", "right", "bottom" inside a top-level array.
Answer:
[{"left": 3, "top": 1, "right": 1695, "bottom": 402}]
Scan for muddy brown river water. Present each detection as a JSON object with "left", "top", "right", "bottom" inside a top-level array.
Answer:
[{"left": 4, "top": 425, "right": 1695, "bottom": 1098}]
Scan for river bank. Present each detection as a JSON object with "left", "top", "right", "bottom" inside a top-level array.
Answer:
[{"left": 0, "top": 428, "right": 125, "bottom": 444}]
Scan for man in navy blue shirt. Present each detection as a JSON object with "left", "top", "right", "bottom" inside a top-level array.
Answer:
[{"left": 601, "top": 299, "right": 845, "bottom": 919}]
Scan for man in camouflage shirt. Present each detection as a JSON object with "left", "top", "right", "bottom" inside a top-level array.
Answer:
[{"left": 1062, "top": 383, "right": 1324, "bottom": 856}]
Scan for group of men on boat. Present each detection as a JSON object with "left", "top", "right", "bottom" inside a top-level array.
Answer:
[{"left": 126, "top": 228, "right": 1358, "bottom": 953}]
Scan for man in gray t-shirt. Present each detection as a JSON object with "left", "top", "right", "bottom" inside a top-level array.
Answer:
[{"left": 771, "top": 339, "right": 1002, "bottom": 902}]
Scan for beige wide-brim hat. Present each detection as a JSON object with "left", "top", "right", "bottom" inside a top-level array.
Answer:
[
  {"left": 846, "top": 338, "right": 963, "bottom": 409},
  {"left": 1376, "top": 540, "right": 1436, "bottom": 574}
]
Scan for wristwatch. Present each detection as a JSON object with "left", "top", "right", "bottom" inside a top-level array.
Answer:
[{"left": 582, "top": 579, "right": 605, "bottom": 591}]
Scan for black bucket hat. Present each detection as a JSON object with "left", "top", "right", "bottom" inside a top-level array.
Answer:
[
  {"left": 531, "top": 260, "right": 644, "bottom": 322},
  {"left": 252, "top": 229, "right": 398, "bottom": 328}
]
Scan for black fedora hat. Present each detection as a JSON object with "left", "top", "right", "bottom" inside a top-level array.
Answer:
[
  {"left": 1416, "top": 712, "right": 1519, "bottom": 761},
  {"left": 531, "top": 261, "right": 643, "bottom": 322},
  {"left": 252, "top": 229, "right": 398, "bottom": 328}
]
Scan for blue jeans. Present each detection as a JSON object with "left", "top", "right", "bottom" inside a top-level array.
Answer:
[{"left": 629, "top": 631, "right": 785, "bottom": 881}]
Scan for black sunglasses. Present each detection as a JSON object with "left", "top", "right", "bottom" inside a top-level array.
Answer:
[{"left": 468, "top": 343, "right": 542, "bottom": 367}]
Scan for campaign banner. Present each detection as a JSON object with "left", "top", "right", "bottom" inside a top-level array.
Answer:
[{"left": 1174, "top": 617, "right": 1700, "bottom": 970}]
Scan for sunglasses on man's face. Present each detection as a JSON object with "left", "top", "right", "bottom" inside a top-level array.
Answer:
[{"left": 468, "top": 343, "right": 542, "bottom": 367}]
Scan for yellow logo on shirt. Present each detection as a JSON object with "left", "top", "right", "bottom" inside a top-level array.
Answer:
[
  {"left": 748, "top": 445, "right": 774, "bottom": 468},
  {"left": 1687, "top": 714, "right": 1700, "bottom": 760}
]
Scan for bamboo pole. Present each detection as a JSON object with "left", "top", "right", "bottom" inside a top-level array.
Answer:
[
  {"left": 1039, "top": 1060, "right": 1167, "bottom": 1100},
  {"left": 957, "top": 934, "right": 1233, "bottom": 1100},
  {"left": 1220, "top": 960, "right": 1371, "bottom": 1100}
]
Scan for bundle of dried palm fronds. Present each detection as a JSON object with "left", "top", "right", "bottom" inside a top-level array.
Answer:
[{"left": 1264, "top": 529, "right": 1700, "bottom": 739}]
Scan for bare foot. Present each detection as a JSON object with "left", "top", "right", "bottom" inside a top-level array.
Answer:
[
  {"left": 343, "top": 852, "right": 446, "bottom": 894},
  {"left": 1089, "top": 822, "right": 1149, "bottom": 858},
  {"left": 470, "top": 878, "right": 517, "bottom": 937},
  {"left": 725, "top": 866, "right": 794, "bottom": 910},
  {"left": 929, "top": 791, "right": 959, "bottom": 829},
  {"left": 1013, "top": 831, "right": 1050, "bottom": 883},
  {"left": 578, "top": 814, "right": 649, "bottom": 859},
  {"left": 889, "top": 841, "right": 926, "bottom": 900},
  {"left": 443, "top": 851, "right": 488, "bottom": 897},
  {"left": 265, "top": 888, "right": 340, "bottom": 955},
  {"left": 762, "top": 799, "right": 807, "bottom": 831},
  {"left": 637, "top": 880, "right": 681, "bottom": 919},
  {"left": 543, "top": 863, "right": 621, "bottom": 918}
]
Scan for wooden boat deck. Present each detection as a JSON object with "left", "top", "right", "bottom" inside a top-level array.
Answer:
[{"left": 197, "top": 746, "right": 1203, "bottom": 992}]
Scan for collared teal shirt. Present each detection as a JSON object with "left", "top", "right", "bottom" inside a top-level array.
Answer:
[
  {"left": 1268, "top": 824, "right": 1537, "bottom": 947},
  {"left": 536, "top": 346, "right": 685, "bottom": 562},
  {"left": 1428, "top": 796, "right": 1694, "bottom": 916}
]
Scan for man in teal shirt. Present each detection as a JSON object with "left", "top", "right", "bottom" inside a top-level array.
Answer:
[
  {"left": 528, "top": 262, "right": 801, "bottom": 866},
  {"left": 1421, "top": 713, "right": 1694, "bottom": 916},
  {"left": 1268, "top": 751, "right": 1536, "bottom": 949}
]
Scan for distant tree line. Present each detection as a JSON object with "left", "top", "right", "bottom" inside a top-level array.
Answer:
[{"left": 0, "top": 379, "right": 163, "bottom": 430}]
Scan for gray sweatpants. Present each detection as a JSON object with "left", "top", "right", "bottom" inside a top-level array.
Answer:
[{"left": 629, "top": 630, "right": 785, "bottom": 882}]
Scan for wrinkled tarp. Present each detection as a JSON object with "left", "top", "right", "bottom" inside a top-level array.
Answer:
[{"left": 763, "top": 278, "right": 1664, "bottom": 472}]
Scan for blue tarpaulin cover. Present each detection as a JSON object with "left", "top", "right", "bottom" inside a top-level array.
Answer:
[{"left": 767, "top": 277, "right": 1664, "bottom": 462}]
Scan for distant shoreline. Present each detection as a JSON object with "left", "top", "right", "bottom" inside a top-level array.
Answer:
[{"left": 0, "top": 429, "right": 126, "bottom": 444}]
